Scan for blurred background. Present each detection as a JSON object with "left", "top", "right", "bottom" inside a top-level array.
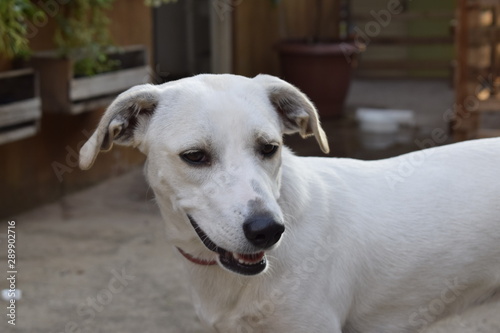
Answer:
[
  {"left": 0, "top": 0, "right": 499, "bottom": 332},
  {"left": 2, "top": 0, "right": 498, "bottom": 217}
]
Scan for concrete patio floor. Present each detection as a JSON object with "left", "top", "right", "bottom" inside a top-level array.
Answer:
[
  {"left": 0, "top": 169, "right": 204, "bottom": 333},
  {"left": 2, "top": 78, "right": 499, "bottom": 333}
]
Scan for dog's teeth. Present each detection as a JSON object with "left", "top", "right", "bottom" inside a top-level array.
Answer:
[
  {"left": 232, "top": 252, "right": 264, "bottom": 265},
  {"left": 234, "top": 254, "right": 249, "bottom": 265}
]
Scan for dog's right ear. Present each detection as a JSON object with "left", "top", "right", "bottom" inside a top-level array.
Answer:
[{"left": 79, "top": 84, "right": 159, "bottom": 170}]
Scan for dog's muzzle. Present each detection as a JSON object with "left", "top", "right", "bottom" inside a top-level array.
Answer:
[{"left": 185, "top": 215, "right": 284, "bottom": 276}]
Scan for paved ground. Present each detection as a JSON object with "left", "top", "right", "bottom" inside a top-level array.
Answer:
[
  {"left": 1, "top": 78, "right": 499, "bottom": 333},
  {"left": 0, "top": 169, "right": 204, "bottom": 333}
]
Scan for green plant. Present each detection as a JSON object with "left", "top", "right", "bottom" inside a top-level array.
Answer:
[
  {"left": 55, "top": 0, "right": 119, "bottom": 77},
  {"left": 0, "top": 0, "right": 46, "bottom": 59},
  {"left": 54, "top": 0, "right": 178, "bottom": 76}
]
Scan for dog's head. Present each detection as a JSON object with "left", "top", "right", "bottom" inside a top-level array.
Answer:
[{"left": 79, "top": 74, "right": 329, "bottom": 276}]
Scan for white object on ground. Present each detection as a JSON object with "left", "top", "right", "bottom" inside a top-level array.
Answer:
[
  {"left": 356, "top": 108, "right": 416, "bottom": 149},
  {"left": 356, "top": 108, "right": 415, "bottom": 133}
]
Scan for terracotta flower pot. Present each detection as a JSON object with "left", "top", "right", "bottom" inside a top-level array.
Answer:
[{"left": 276, "top": 40, "right": 361, "bottom": 118}]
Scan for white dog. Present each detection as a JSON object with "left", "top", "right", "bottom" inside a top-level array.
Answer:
[{"left": 79, "top": 74, "right": 500, "bottom": 333}]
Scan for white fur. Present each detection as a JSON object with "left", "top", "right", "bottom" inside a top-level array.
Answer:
[{"left": 80, "top": 74, "right": 500, "bottom": 333}]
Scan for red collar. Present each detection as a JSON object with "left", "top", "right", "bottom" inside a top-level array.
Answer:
[{"left": 177, "top": 247, "right": 217, "bottom": 266}]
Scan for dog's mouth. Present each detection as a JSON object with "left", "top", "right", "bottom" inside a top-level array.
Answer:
[{"left": 187, "top": 215, "right": 267, "bottom": 276}]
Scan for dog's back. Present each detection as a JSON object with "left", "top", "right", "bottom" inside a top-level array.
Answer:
[{"left": 280, "top": 138, "right": 500, "bottom": 333}]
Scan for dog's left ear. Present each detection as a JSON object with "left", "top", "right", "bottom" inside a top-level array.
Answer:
[
  {"left": 79, "top": 84, "right": 160, "bottom": 170},
  {"left": 254, "top": 74, "right": 330, "bottom": 154}
]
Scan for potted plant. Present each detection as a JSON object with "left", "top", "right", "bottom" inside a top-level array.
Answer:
[
  {"left": 274, "top": 0, "right": 363, "bottom": 118},
  {"left": 30, "top": 0, "right": 150, "bottom": 114},
  {"left": 0, "top": 0, "right": 44, "bottom": 144}
]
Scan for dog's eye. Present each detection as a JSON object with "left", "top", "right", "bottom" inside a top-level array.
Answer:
[
  {"left": 260, "top": 144, "right": 279, "bottom": 158},
  {"left": 181, "top": 150, "right": 210, "bottom": 165}
]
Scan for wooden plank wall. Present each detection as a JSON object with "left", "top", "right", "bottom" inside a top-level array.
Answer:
[
  {"left": 351, "top": 0, "right": 455, "bottom": 77},
  {"left": 233, "top": 0, "right": 455, "bottom": 78},
  {"left": 233, "top": 0, "right": 339, "bottom": 77},
  {"left": 0, "top": 0, "right": 153, "bottom": 218}
]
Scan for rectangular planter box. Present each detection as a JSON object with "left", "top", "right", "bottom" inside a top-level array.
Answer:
[
  {"left": 31, "top": 45, "right": 150, "bottom": 114},
  {"left": 0, "top": 68, "right": 42, "bottom": 145}
]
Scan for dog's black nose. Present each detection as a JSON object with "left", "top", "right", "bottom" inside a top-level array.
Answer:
[{"left": 243, "top": 215, "right": 285, "bottom": 249}]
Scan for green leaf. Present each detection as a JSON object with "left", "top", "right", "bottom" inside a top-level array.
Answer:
[{"left": 0, "top": 0, "right": 46, "bottom": 58}]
